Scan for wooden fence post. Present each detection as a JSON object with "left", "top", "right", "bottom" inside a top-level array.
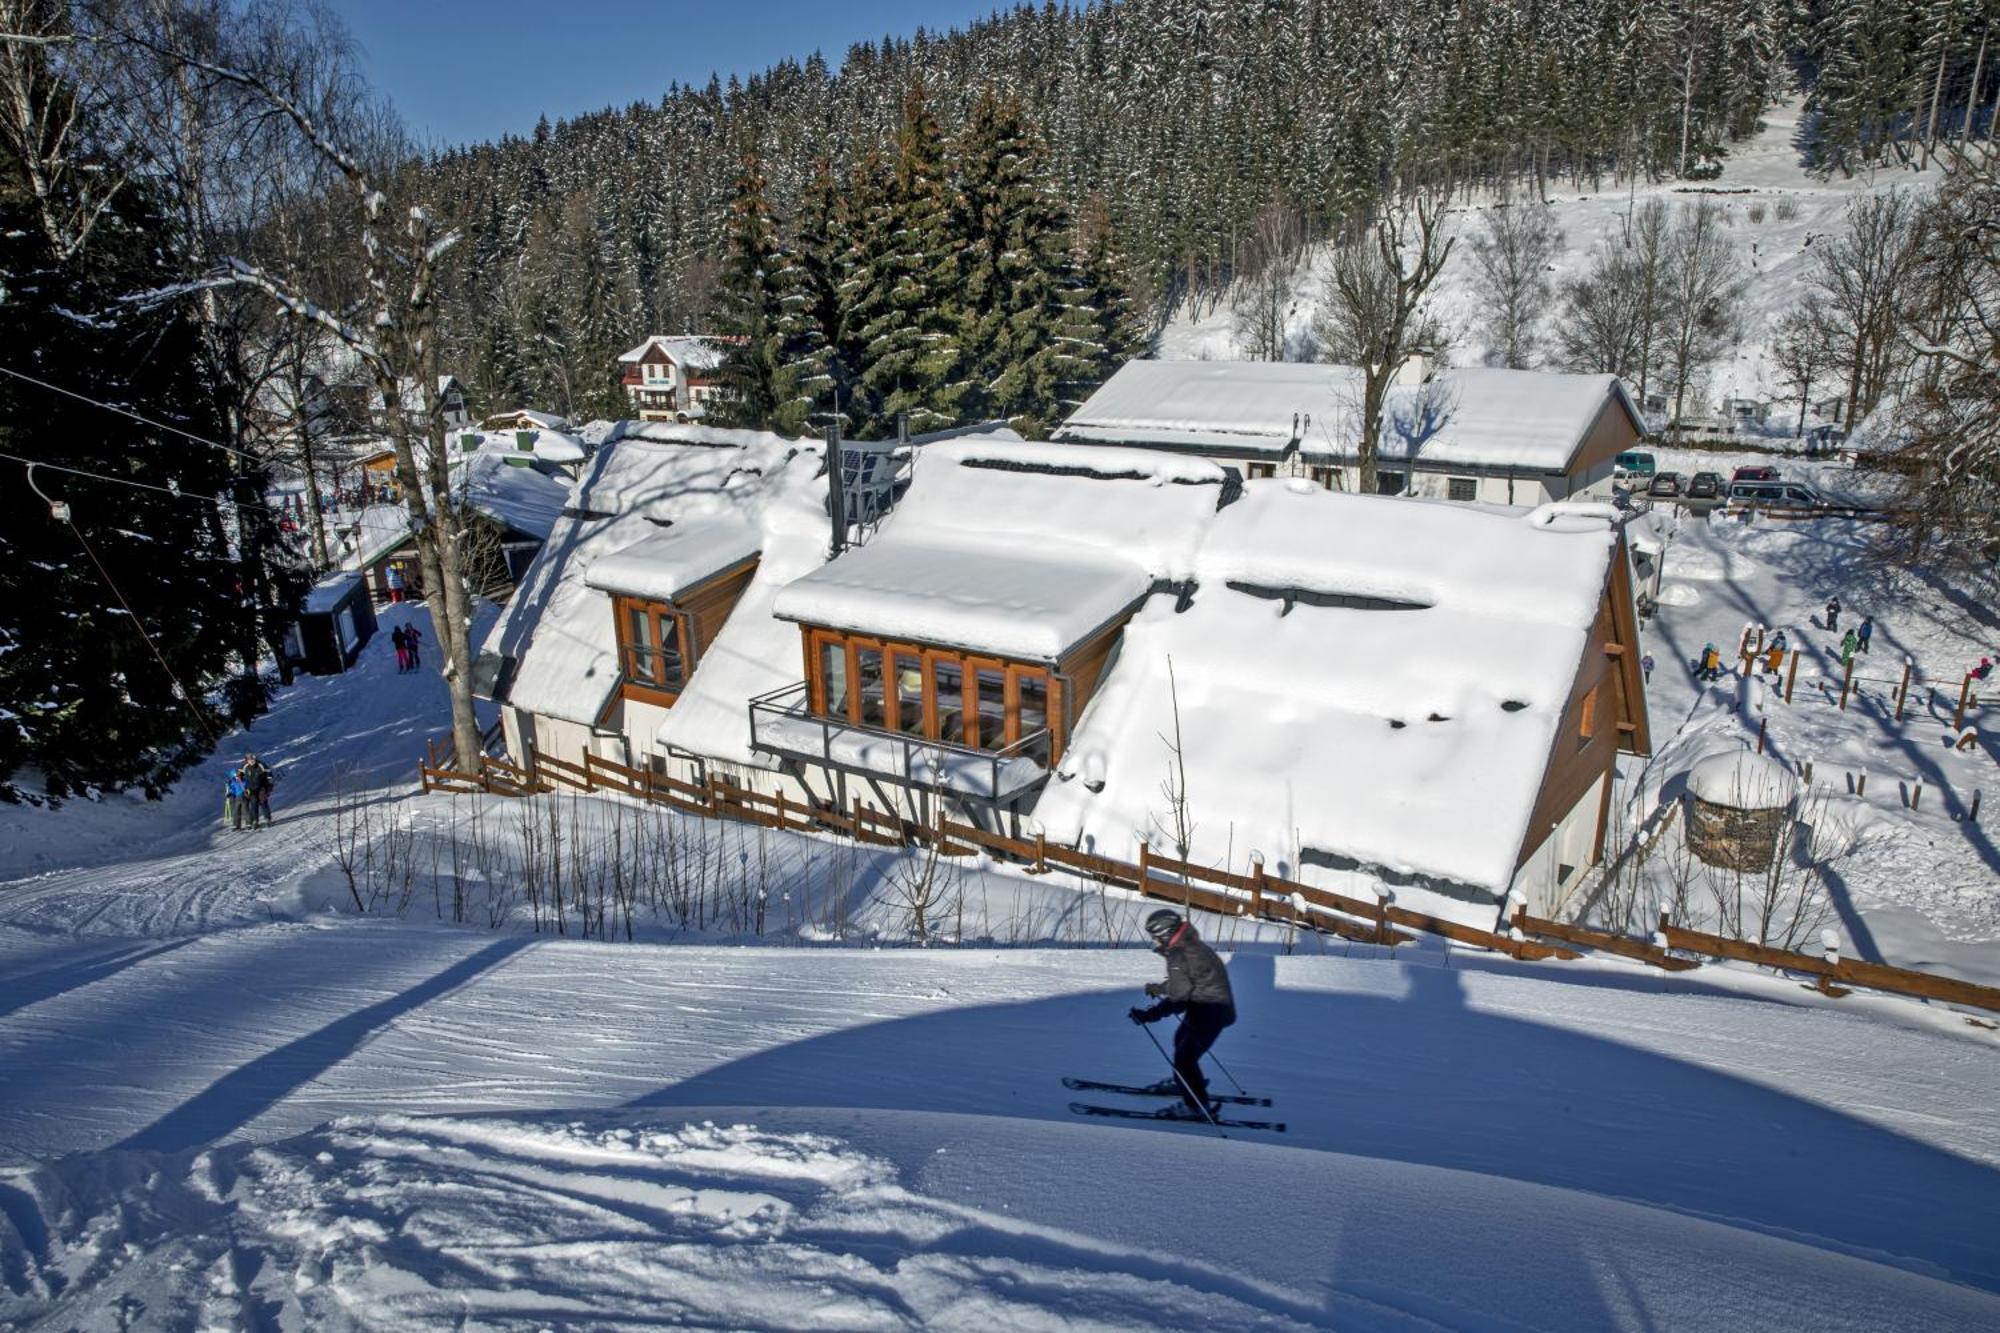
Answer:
[
  {"left": 775, "top": 786, "right": 787, "bottom": 829},
  {"left": 1895, "top": 656, "right": 1912, "bottom": 722},
  {"left": 1137, "top": 836, "right": 1152, "bottom": 894},
  {"left": 1374, "top": 893, "right": 1391, "bottom": 945},
  {"left": 1031, "top": 820, "right": 1048, "bottom": 874},
  {"left": 1785, "top": 647, "right": 1799, "bottom": 703},
  {"left": 1956, "top": 673, "right": 1974, "bottom": 733},
  {"left": 1818, "top": 929, "right": 1841, "bottom": 996},
  {"left": 1911, "top": 777, "right": 1923, "bottom": 811},
  {"left": 1839, "top": 655, "right": 1855, "bottom": 711},
  {"left": 1971, "top": 789, "right": 1983, "bottom": 824},
  {"left": 1755, "top": 715, "right": 1768, "bottom": 755},
  {"left": 1249, "top": 851, "right": 1266, "bottom": 918}
]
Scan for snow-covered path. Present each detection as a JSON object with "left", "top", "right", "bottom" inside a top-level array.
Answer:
[{"left": 3, "top": 920, "right": 1998, "bottom": 1315}]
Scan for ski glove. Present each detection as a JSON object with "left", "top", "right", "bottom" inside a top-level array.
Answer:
[{"left": 1128, "top": 1007, "right": 1152, "bottom": 1026}]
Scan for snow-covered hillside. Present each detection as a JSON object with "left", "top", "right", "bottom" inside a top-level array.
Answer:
[{"left": 1159, "top": 101, "right": 1938, "bottom": 429}]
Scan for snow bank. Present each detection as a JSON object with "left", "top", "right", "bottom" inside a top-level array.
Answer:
[
  {"left": 1687, "top": 748, "right": 1799, "bottom": 810},
  {"left": 774, "top": 439, "right": 1226, "bottom": 660},
  {"left": 482, "top": 432, "right": 807, "bottom": 727},
  {"left": 1038, "top": 481, "right": 1617, "bottom": 907}
]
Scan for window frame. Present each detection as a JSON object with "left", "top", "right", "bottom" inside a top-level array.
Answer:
[
  {"left": 613, "top": 594, "right": 695, "bottom": 703},
  {"left": 803, "top": 628, "right": 1066, "bottom": 763},
  {"left": 1447, "top": 476, "right": 1477, "bottom": 502}
]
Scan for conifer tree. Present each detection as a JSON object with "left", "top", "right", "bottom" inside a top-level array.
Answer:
[
  {"left": 712, "top": 156, "right": 828, "bottom": 434},
  {"left": 848, "top": 82, "right": 962, "bottom": 436}
]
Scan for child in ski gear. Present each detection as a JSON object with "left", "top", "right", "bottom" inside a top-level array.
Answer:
[
  {"left": 1765, "top": 641, "right": 1784, "bottom": 675},
  {"left": 1825, "top": 596, "right": 1840, "bottom": 631},
  {"left": 226, "top": 770, "right": 249, "bottom": 830},
  {"left": 1857, "top": 617, "right": 1873, "bottom": 654},
  {"left": 1640, "top": 652, "right": 1655, "bottom": 684},
  {"left": 1975, "top": 657, "right": 1994, "bottom": 682},
  {"left": 1695, "top": 644, "right": 1723, "bottom": 681},
  {"left": 391, "top": 624, "right": 409, "bottom": 671},
  {"left": 1129, "top": 909, "right": 1235, "bottom": 1114},
  {"left": 1840, "top": 629, "right": 1858, "bottom": 666},
  {"left": 386, "top": 565, "right": 405, "bottom": 604},
  {"left": 403, "top": 625, "right": 422, "bottom": 669}
]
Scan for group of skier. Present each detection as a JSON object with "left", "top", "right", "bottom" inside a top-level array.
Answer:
[{"left": 222, "top": 754, "right": 275, "bottom": 831}]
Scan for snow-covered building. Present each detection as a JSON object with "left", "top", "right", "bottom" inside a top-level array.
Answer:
[
  {"left": 758, "top": 440, "right": 1227, "bottom": 821},
  {"left": 478, "top": 428, "right": 827, "bottom": 775},
  {"left": 1056, "top": 358, "right": 1646, "bottom": 506},
  {"left": 479, "top": 408, "right": 573, "bottom": 433},
  {"left": 341, "top": 443, "right": 571, "bottom": 602},
  {"left": 395, "top": 375, "right": 474, "bottom": 432},
  {"left": 1034, "top": 481, "right": 1652, "bottom": 927},
  {"left": 617, "top": 336, "right": 731, "bottom": 422}
]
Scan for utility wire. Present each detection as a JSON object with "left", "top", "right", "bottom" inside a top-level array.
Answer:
[
  {"left": 0, "top": 449, "right": 291, "bottom": 516},
  {"left": 0, "top": 362, "right": 267, "bottom": 463}
]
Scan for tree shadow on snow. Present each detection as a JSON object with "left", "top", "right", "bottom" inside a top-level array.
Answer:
[
  {"left": 625, "top": 953, "right": 2000, "bottom": 1306},
  {"left": 0, "top": 938, "right": 198, "bottom": 1023},
  {"left": 113, "top": 936, "right": 531, "bottom": 1154}
]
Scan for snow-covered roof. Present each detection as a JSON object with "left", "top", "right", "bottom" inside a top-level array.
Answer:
[
  {"left": 1057, "top": 359, "right": 1358, "bottom": 456},
  {"left": 301, "top": 570, "right": 365, "bottom": 614},
  {"left": 772, "top": 440, "right": 1227, "bottom": 661},
  {"left": 482, "top": 431, "right": 809, "bottom": 728},
  {"left": 617, "top": 335, "right": 728, "bottom": 371},
  {"left": 1034, "top": 478, "right": 1620, "bottom": 910},
  {"left": 340, "top": 503, "right": 413, "bottom": 570},
  {"left": 1359, "top": 368, "right": 1645, "bottom": 472},
  {"left": 1060, "top": 360, "right": 1642, "bottom": 474},
  {"left": 479, "top": 408, "right": 571, "bottom": 432},
  {"left": 455, "top": 446, "right": 569, "bottom": 541},
  {"left": 583, "top": 516, "right": 762, "bottom": 603},
  {"left": 455, "top": 426, "right": 587, "bottom": 465}
]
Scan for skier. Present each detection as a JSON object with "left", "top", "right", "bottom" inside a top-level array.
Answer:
[
  {"left": 1128, "top": 909, "right": 1235, "bottom": 1116},
  {"left": 1857, "top": 616, "right": 1874, "bottom": 655},
  {"left": 1975, "top": 657, "right": 1994, "bottom": 683},
  {"left": 1840, "top": 628, "right": 1859, "bottom": 667},
  {"left": 226, "top": 768, "right": 249, "bottom": 831},
  {"left": 1825, "top": 595, "right": 1840, "bottom": 632},
  {"left": 1640, "top": 651, "right": 1655, "bottom": 685},
  {"left": 404, "top": 624, "right": 423, "bottom": 670},
  {"left": 239, "top": 754, "right": 273, "bottom": 829},
  {"left": 1695, "top": 643, "right": 1721, "bottom": 681},
  {"left": 1765, "top": 640, "right": 1785, "bottom": 676},
  {"left": 391, "top": 623, "right": 409, "bottom": 672}
]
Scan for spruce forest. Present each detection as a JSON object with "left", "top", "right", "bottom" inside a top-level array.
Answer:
[{"left": 426, "top": 0, "right": 1999, "bottom": 432}]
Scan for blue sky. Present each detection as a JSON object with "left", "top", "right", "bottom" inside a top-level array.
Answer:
[{"left": 334, "top": 1, "right": 1008, "bottom": 147}]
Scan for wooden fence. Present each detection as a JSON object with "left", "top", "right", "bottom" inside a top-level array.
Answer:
[{"left": 417, "top": 747, "right": 2000, "bottom": 1017}]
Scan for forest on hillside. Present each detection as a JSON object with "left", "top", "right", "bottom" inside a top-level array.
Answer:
[{"left": 420, "top": 0, "right": 2000, "bottom": 420}]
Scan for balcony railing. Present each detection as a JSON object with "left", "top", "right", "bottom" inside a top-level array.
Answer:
[{"left": 748, "top": 681, "right": 1050, "bottom": 804}]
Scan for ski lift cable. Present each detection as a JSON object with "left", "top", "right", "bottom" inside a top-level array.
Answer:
[
  {"left": 0, "top": 362, "right": 265, "bottom": 463},
  {"left": 0, "top": 450, "right": 291, "bottom": 516},
  {"left": 28, "top": 462, "right": 222, "bottom": 747}
]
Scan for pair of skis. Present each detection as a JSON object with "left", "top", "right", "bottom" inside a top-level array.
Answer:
[{"left": 1063, "top": 1077, "right": 1286, "bottom": 1132}]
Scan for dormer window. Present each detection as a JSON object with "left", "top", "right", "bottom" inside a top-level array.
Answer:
[{"left": 615, "top": 596, "right": 693, "bottom": 699}]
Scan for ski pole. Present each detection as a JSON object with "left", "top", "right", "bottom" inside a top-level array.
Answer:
[
  {"left": 1174, "top": 1012, "right": 1245, "bottom": 1094},
  {"left": 1139, "top": 1021, "right": 1226, "bottom": 1135}
]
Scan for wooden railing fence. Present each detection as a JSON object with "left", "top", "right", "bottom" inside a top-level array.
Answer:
[{"left": 417, "top": 746, "right": 2000, "bottom": 1016}]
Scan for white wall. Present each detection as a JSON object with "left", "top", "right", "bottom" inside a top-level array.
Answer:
[{"left": 1509, "top": 770, "right": 1608, "bottom": 919}]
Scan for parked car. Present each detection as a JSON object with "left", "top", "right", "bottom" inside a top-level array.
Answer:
[
  {"left": 1732, "top": 464, "right": 1780, "bottom": 483},
  {"left": 1648, "top": 471, "right": 1683, "bottom": 498},
  {"left": 1615, "top": 451, "right": 1657, "bottom": 480},
  {"left": 1729, "top": 479, "right": 1823, "bottom": 509},
  {"left": 1687, "top": 471, "right": 1723, "bottom": 499}
]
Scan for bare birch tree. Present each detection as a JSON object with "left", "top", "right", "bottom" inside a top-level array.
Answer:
[
  {"left": 1659, "top": 201, "right": 1744, "bottom": 442},
  {"left": 1230, "top": 193, "right": 1305, "bottom": 361},
  {"left": 1468, "top": 200, "right": 1563, "bottom": 368},
  {"left": 1770, "top": 303, "right": 1832, "bottom": 438},
  {"left": 1310, "top": 193, "right": 1453, "bottom": 493},
  {"left": 1809, "top": 190, "right": 1927, "bottom": 431}
]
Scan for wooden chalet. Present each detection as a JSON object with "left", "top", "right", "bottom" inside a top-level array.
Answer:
[{"left": 617, "top": 335, "right": 729, "bottom": 422}]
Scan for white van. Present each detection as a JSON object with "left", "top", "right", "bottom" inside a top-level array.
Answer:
[{"left": 1728, "top": 479, "right": 1823, "bottom": 510}]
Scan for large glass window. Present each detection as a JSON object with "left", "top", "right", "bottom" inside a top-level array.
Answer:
[
  {"left": 892, "top": 652, "right": 924, "bottom": 731},
  {"left": 619, "top": 599, "right": 687, "bottom": 690},
  {"left": 932, "top": 658, "right": 965, "bottom": 744},
  {"left": 974, "top": 665, "right": 1007, "bottom": 750},
  {"left": 819, "top": 639, "right": 849, "bottom": 717},
  {"left": 626, "top": 604, "right": 658, "bottom": 684},
  {"left": 1015, "top": 670, "right": 1050, "bottom": 762},
  {"left": 856, "top": 645, "right": 887, "bottom": 728}
]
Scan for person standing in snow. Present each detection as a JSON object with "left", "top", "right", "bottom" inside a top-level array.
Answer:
[
  {"left": 1641, "top": 651, "right": 1655, "bottom": 685},
  {"left": 404, "top": 624, "right": 422, "bottom": 670},
  {"left": 386, "top": 564, "right": 404, "bottom": 604},
  {"left": 1840, "top": 628, "right": 1859, "bottom": 667},
  {"left": 226, "top": 768, "right": 249, "bottom": 831},
  {"left": 1857, "top": 616, "right": 1874, "bottom": 655},
  {"left": 1825, "top": 595, "right": 1840, "bottom": 631},
  {"left": 1765, "top": 639, "right": 1785, "bottom": 676},
  {"left": 238, "top": 754, "right": 272, "bottom": 829},
  {"left": 1128, "top": 910, "right": 1235, "bottom": 1116},
  {"left": 391, "top": 623, "right": 409, "bottom": 672}
]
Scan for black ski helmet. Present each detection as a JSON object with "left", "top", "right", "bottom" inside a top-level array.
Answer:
[{"left": 1144, "top": 909, "right": 1182, "bottom": 942}]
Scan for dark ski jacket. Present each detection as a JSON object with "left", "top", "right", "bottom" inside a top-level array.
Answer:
[
  {"left": 1136, "top": 925, "right": 1235, "bottom": 1023},
  {"left": 241, "top": 761, "right": 272, "bottom": 794}
]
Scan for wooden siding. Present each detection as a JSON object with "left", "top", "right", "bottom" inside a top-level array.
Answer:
[
  {"left": 1571, "top": 393, "right": 1644, "bottom": 481},
  {"left": 1512, "top": 533, "right": 1645, "bottom": 872},
  {"left": 611, "top": 557, "right": 761, "bottom": 711}
]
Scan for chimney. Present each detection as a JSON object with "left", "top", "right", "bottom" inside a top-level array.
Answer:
[{"left": 1394, "top": 348, "right": 1436, "bottom": 389}]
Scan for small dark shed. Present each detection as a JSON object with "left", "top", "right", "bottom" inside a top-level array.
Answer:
[{"left": 293, "top": 571, "right": 378, "bottom": 674}]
